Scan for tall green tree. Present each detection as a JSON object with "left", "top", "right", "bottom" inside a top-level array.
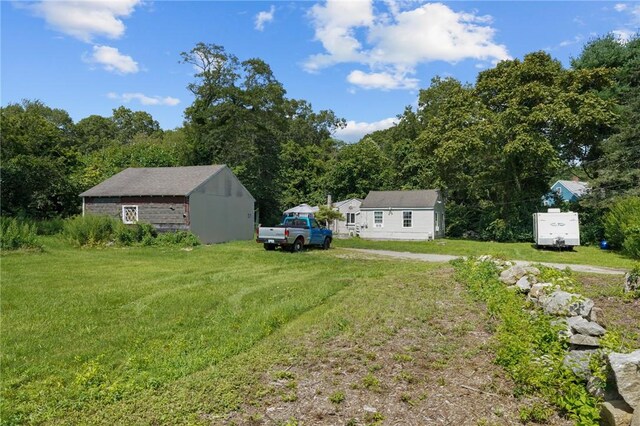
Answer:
[{"left": 1, "top": 100, "right": 80, "bottom": 217}]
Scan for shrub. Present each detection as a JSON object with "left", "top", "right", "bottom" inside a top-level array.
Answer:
[
  {"left": 0, "top": 217, "right": 42, "bottom": 250},
  {"left": 64, "top": 215, "right": 116, "bottom": 247},
  {"left": 155, "top": 231, "right": 200, "bottom": 247},
  {"left": 604, "top": 196, "right": 640, "bottom": 258}
]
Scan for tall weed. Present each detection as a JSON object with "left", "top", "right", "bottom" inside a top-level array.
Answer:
[{"left": 0, "top": 217, "right": 42, "bottom": 251}]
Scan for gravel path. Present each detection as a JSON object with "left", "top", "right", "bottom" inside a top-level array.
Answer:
[{"left": 346, "top": 248, "right": 627, "bottom": 275}]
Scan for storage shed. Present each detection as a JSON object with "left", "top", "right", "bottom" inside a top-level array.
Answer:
[
  {"left": 80, "top": 165, "right": 255, "bottom": 244},
  {"left": 358, "top": 190, "right": 445, "bottom": 240}
]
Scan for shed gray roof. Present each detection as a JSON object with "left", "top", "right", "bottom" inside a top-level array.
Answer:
[
  {"left": 361, "top": 190, "right": 440, "bottom": 209},
  {"left": 80, "top": 165, "right": 226, "bottom": 197}
]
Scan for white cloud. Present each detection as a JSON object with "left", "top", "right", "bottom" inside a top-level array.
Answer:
[
  {"left": 255, "top": 5, "right": 275, "bottom": 31},
  {"left": 107, "top": 92, "right": 180, "bottom": 106},
  {"left": 347, "top": 70, "right": 418, "bottom": 90},
  {"left": 305, "top": 1, "right": 510, "bottom": 90},
  {"left": 614, "top": 3, "right": 628, "bottom": 12},
  {"left": 87, "top": 45, "right": 139, "bottom": 74},
  {"left": 613, "top": 29, "right": 635, "bottom": 42},
  {"left": 29, "top": 0, "right": 141, "bottom": 42},
  {"left": 334, "top": 117, "right": 397, "bottom": 142}
]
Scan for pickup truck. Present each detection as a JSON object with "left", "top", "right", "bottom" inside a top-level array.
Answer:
[{"left": 256, "top": 216, "right": 333, "bottom": 252}]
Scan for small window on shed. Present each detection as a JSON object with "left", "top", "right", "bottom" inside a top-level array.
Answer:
[{"left": 122, "top": 205, "right": 138, "bottom": 224}]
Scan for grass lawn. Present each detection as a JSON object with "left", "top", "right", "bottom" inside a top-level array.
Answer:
[
  {"left": 1, "top": 238, "right": 567, "bottom": 425},
  {"left": 334, "top": 237, "right": 637, "bottom": 270}
]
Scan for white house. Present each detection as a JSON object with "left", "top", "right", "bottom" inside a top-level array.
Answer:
[
  {"left": 331, "top": 198, "right": 362, "bottom": 236},
  {"left": 358, "top": 190, "right": 445, "bottom": 240}
]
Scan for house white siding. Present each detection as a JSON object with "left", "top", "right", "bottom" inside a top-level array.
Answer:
[
  {"left": 359, "top": 209, "right": 439, "bottom": 240},
  {"left": 332, "top": 199, "right": 362, "bottom": 236}
]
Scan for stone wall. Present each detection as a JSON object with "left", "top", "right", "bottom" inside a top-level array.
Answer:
[{"left": 478, "top": 256, "right": 640, "bottom": 426}]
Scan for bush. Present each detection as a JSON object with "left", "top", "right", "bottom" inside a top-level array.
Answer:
[
  {"left": 64, "top": 215, "right": 116, "bottom": 247},
  {"left": 0, "top": 217, "right": 42, "bottom": 250},
  {"left": 63, "top": 215, "right": 199, "bottom": 247},
  {"left": 604, "top": 196, "right": 640, "bottom": 258},
  {"left": 155, "top": 231, "right": 200, "bottom": 247}
]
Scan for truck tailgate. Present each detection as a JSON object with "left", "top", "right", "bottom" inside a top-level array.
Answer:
[{"left": 258, "top": 227, "right": 286, "bottom": 240}]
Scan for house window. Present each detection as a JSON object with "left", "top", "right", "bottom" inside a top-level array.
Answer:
[
  {"left": 346, "top": 213, "right": 355, "bottom": 225},
  {"left": 122, "top": 205, "right": 138, "bottom": 224},
  {"left": 403, "top": 211, "right": 412, "bottom": 228},
  {"left": 374, "top": 211, "right": 383, "bottom": 227}
]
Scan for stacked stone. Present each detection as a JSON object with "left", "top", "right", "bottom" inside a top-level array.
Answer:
[{"left": 482, "top": 257, "right": 640, "bottom": 426}]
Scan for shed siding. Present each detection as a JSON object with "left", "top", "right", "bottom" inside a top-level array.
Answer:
[
  {"left": 188, "top": 167, "right": 254, "bottom": 244},
  {"left": 84, "top": 196, "right": 189, "bottom": 231}
]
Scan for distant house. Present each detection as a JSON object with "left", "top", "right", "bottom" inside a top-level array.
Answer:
[
  {"left": 331, "top": 198, "right": 362, "bottom": 236},
  {"left": 358, "top": 190, "right": 445, "bottom": 240},
  {"left": 544, "top": 179, "right": 589, "bottom": 206},
  {"left": 80, "top": 165, "right": 255, "bottom": 244}
]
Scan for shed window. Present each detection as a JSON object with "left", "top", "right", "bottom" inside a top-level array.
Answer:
[
  {"left": 374, "top": 211, "right": 383, "bottom": 227},
  {"left": 122, "top": 205, "right": 138, "bottom": 224},
  {"left": 403, "top": 211, "right": 412, "bottom": 228},
  {"left": 346, "top": 213, "right": 355, "bottom": 225}
]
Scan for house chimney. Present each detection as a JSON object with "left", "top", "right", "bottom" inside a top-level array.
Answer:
[{"left": 572, "top": 176, "right": 580, "bottom": 182}]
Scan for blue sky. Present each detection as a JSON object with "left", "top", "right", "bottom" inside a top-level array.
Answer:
[{"left": 2, "top": 1, "right": 639, "bottom": 142}]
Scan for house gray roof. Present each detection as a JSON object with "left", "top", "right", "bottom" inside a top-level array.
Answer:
[
  {"left": 360, "top": 190, "right": 440, "bottom": 209},
  {"left": 332, "top": 198, "right": 362, "bottom": 208},
  {"left": 80, "top": 165, "right": 226, "bottom": 197},
  {"left": 555, "top": 180, "right": 589, "bottom": 197}
]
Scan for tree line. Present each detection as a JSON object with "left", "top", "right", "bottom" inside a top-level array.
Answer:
[{"left": 1, "top": 36, "right": 638, "bottom": 242}]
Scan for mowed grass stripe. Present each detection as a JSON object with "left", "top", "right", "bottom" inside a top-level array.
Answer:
[{"left": 1, "top": 240, "right": 367, "bottom": 424}]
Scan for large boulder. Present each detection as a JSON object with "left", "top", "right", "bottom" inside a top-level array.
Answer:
[
  {"left": 499, "top": 265, "right": 527, "bottom": 284},
  {"left": 540, "top": 290, "right": 594, "bottom": 317},
  {"left": 600, "top": 400, "right": 634, "bottom": 426},
  {"left": 515, "top": 276, "right": 533, "bottom": 293},
  {"left": 563, "top": 349, "right": 597, "bottom": 379},
  {"left": 609, "top": 351, "right": 640, "bottom": 409},
  {"left": 567, "top": 316, "right": 606, "bottom": 337},
  {"left": 569, "top": 334, "right": 600, "bottom": 347}
]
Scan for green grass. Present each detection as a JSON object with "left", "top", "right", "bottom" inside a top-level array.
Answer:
[
  {"left": 1, "top": 237, "right": 450, "bottom": 424},
  {"left": 334, "top": 237, "right": 636, "bottom": 269}
]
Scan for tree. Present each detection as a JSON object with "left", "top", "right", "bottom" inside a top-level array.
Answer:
[
  {"left": 573, "top": 35, "right": 640, "bottom": 206},
  {"left": 75, "top": 114, "right": 118, "bottom": 153},
  {"left": 0, "top": 100, "right": 80, "bottom": 217},
  {"left": 111, "top": 106, "right": 162, "bottom": 144}
]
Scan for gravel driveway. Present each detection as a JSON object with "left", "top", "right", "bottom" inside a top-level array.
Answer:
[{"left": 345, "top": 248, "right": 627, "bottom": 275}]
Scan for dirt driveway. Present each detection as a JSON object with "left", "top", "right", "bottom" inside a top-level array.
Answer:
[{"left": 345, "top": 248, "right": 627, "bottom": 275}]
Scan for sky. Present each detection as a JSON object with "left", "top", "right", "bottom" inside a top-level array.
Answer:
[{"left": 2, "top": 1, "right": 639, "bottom": 142}]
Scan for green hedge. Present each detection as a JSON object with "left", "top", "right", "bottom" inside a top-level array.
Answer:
[{"left": 604, "top": 196, "right": 640, "bottom": 259}]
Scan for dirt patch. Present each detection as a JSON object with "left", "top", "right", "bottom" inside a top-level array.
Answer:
[
  {"left": 576, "top": 273, "right": 640, "bottom": 348},
  {"left": 223, "top": 277, "right": 571, "bottom": 426}
]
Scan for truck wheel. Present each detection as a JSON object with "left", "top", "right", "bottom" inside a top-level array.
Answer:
[
  {"left": 264, "top": 243, "right": 276, "bottom": 251},
  {"left": 322, "top": 237, "right": 331, "bottom": 250},
  {"left": 291, "top": 237, "right": 304, "bottom": 253}
]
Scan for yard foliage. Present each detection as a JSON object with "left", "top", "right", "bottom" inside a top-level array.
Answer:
[
  {"left": 63, "top": 215, "right": 200, "bottom": 247},
  {"left": 604, "top": 196, "right": 640, "bottom": 259},
  {"left": 453, "top": 258, "right": 600, "bottom": 424},
  {"left": 0, "top": 217, "right": 42, "bottom": 251}
]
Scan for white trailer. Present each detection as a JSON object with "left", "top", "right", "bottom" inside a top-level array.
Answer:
[{"left": 533, "top": 209, "right": 580, "bottom": 248}]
